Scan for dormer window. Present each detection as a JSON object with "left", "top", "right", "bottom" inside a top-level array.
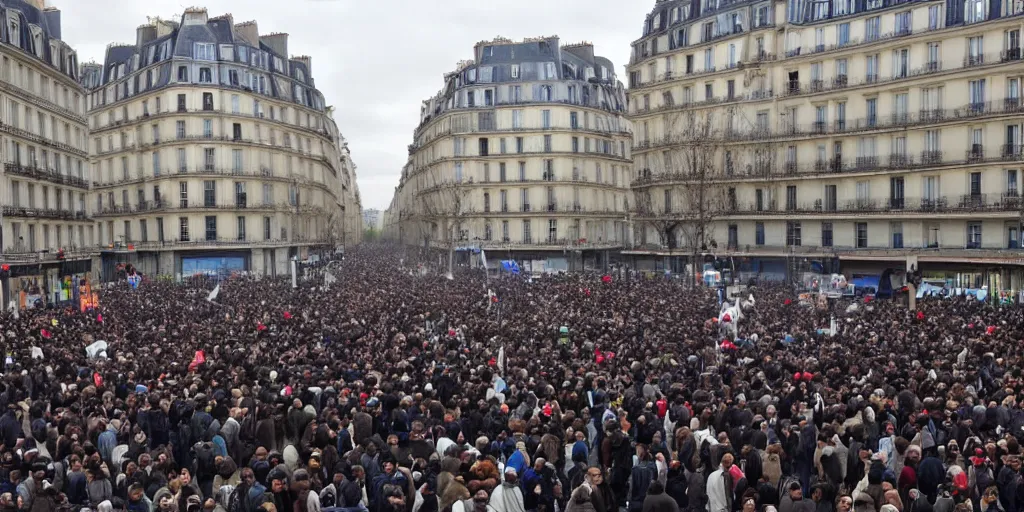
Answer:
[
  {"left": 194, "top": 42, "right": 215, "bottom": 61},
  {"left": 8, "top": 20, "right": 19, "bottom": 47},
  {"left": 296, "top": 68, "right": 305, "bottom": 82},
  {"left": 31, "top": 29, "right": 42, "bottom": 57}
]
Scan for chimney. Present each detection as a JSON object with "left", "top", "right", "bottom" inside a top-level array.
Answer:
[
  {"left": 182, "top": 7, "right": 208, "bottom": 26},
  {"left": 42, "top": 8, "right": 61, "bottom": 40},
  {"left": 292, "top": 55, "right": 311, "bottom": 77},
  {"left": 259, "top": 32, "right": 288, "bottom": 59},
  {"left": 562, "top": 42, "right": 595, "bottom": 63},
  {"left": 233, "top": 20, "right": 259, "bottom": 46},
  {"left": 136, "top": 23, "right": 157, "bottom": 48}
]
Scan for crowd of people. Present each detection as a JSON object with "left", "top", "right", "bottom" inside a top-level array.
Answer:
[{"left": 0, "top": 245, "right": 1021, "bottom": 512}]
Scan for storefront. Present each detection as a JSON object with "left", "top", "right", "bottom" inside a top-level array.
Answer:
[{"left": 1, "top": 258, "right": 92, "bottom": 310}]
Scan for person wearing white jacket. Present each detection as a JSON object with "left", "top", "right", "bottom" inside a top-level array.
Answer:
[{"left": 490, "top": 468, "right": 526, "bottom": 512}]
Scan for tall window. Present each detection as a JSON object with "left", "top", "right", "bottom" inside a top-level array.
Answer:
[
  {"left": 179, "top": 182, "right": 188, "bottom": 208},
  {"left": 205, "top": 216, "right": 217, "bottom": 241},
  {"left": 786, "top": 222, "right": 801, "bottom": 246},
  {"left": 237, "top": 216, "right": 246, "bottom": 241},
  {"left": 865, "top": 16, "right": 881, "bottom": 41},
  {"left": 204, "top": 148, "right": 215, "bottom": 171},
  {"left": 968, "top": 36, "right": 984, "bottom": 65},
  {"left": 204, "top": 180, "right": 216, "bottom": 207},
  {"left": 179, "top": 217, "right": 189, "bottom": 241},
  {"left": 856, "top": 222, "right": 868, "bottom": 248}
]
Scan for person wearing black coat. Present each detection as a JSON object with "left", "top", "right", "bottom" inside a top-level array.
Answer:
[
  {"left": 643, "top": 480, "right": 680, "bottom": 512},
  {"left": 664, "top": 464, "right": 688, "bottom": 510}
]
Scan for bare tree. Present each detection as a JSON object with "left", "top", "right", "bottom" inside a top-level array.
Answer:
[
  {"left": 632, "top": 110, "right": 726, "bottom": 280},
  {"left": 412, "top": 167, "right": 471, "bottom": 273}
]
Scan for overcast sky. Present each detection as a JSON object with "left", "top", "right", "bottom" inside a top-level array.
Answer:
[{"left": 57, "top": 0, "right": 653, "bottom": 211}]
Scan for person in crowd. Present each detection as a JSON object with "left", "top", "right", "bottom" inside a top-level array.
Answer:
[{"left": 0, "top": 246, "right": 1022, "bottom": 512}]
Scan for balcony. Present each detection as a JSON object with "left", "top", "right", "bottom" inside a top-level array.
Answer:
[
  {"left": 4, "top": 163, "right": 89, "bottom": 189},
  {"left": 547, "top": 203, "right": 557, "bottom": 212},
  {"left": 888, "top": 197, "right": 905, "bottom": 209},
  {"left": 920, "top": 150, "right": 943, "bottom": 165},
  {"left": 964, "top": 54, "right": 985, "bottom": 67},
  {"left": 1002, "top": 48, "right": 1022, "bottom": 62},
  {"left": 1004, "top": 192, "right": 1021, "bottom": 209},
  {"left": 854, "top": 156, "right": 879, "bottom": 170},
  {"left": 888, "top": 153, "right": 912, "bottom": 168},
  {"left": 966, "top": 145, "right": 985, "bottom": 163},
  {"left": 1001, "top": 144, "right": 1024, "bottom": 160},
  {"left": 784, "top": 161, "right": 798, "bottom": 174},
  {"left": 2, "top": 206, "right": 87, "bottom": 221},
  {"left": 959, "top": 194, "right": 986, "bottom": 209}
]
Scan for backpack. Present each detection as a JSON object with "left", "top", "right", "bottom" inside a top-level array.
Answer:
[{"left": 193, "top": 441, "right": 216, "bottom": 477}]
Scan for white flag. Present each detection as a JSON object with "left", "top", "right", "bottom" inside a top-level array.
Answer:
[
  {"left": 497, "top": 345, "right": 506, "bottom": 376},
  {"left": 480, "top": 249, "right": 488, "bottom": 270},
  {"left": 207, "top": 284, "right": 220, "bottom": 302}
]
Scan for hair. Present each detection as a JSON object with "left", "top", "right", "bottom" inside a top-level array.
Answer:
[{"left": 648, "top": 480, "right": 665, "bottom": 495}]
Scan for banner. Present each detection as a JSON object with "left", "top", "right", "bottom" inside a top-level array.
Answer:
[{"left": 480, "top": 249, "right": 488, "bottom": 270}]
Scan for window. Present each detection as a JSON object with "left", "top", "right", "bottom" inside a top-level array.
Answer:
[
  {"left": 542, "top": 110, "right": 551, "bottom": 129},
  {"left": 926, "top": 43, "right": 941, "bottom": 71},
  {"left": 204, "top": 148, "right": 215, "bottom": 170},
  {"left": 199, "top": 68, "right": 212, "bottom": 83},
  {"left": 866, "top": 98, "right": 877, "bottom": 127},
  {"left": 264, "top": 217, "right": 272, "bottom": 240},
  {"left": 865, "top": 54, "right": 879, "bottom": 83},
  {"left": 233, "top": 149, "right": 243, "bottom": 172},
  {"left": 177, "top": 94, "right": 186, "bottom": 112},
  {"left": 965, "top": 0, "right": 987, "bottom": 23},
  {"left": 502, "top": 221, "right": 509, "bottom": 241},
  {"left": 928, "top": 5, "right": 942, "bottom": 29},
  {"left": 895, "top": 11, "right": 911, "bottom": 35},
  {"left": 544, "top": 135, "right": 551, "bottom": 152},
  {"left": 176, "top": 120, "right": 186, "bottom": 139},
  {"left": 969, "top": 79, "right": 986, "bottom": 111},
  {"left": 865, "top": 16, "right": 881, "bottom": 42},
  {"left": 1009, "top": 169, "right": 1019, "bottom": 196},
  {"left": 856, "top": 222, "right": 868, "bottom": 248},
  {"left": 176, "top": 148, "right": 186, "bottom": 173},
  {"left": 889, "top": 222, "right": 904, "bottom": 248},
  {"left": 195, "top": 43, "right": 215, "bottom": 60},
  {"left": 968, "top": 36, "right": 984, "bottom": 65},
  {"left": 821, "top": 222, "right": 834, "bottom": 247},
  {"left": 786, "top": 185, "right": 797, "bottom": 210},
  {"left": 152, "top": 151, "right": 160, "bottom": 176},
  {"left": 893, "top": 48, "right": 909, "bottom": 78},
  {"left": 970, "top": 171, "right": 983, "bottom": 196},
  {"left": 179, "top": 217, "right": 189, "bottom": 241},
  {"left": 237, "top": 216, "right": 246, "bottom": 241},
  {"left": 786, "top": 222, "right": 801, "bottom": 246},
  {"left": 178, "top": 65, "right": 188, "bottom": 82},
  {"left": 179, "top": 182, "right": 188, "bottom": 208},
  {"left": 515, "top": 137, "right": 523, "bottom": 153},
  {"left": 548, "top": 219, "right": 558, "bottom": 242},
  {"left": 202, "top": 92, "right": 213, "bottom": 111},
  {"left": 205, "top": 216, "right": 217, "bottom": 241},
  {"left": 967, "top": 222, "right": 983, "bottom": 247},
  {"left": 755, "top": 222, "right": 765, "bottom": 245},
  {"left": 204, "top": 180, "right": 216, "bottom": 206}
]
